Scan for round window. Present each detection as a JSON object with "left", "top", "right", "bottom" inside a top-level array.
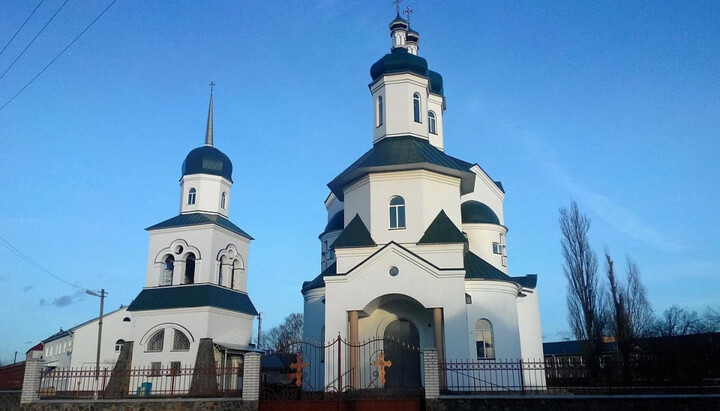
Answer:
[
  {"left": 389, "top": 266, "right": 399, "bottom": 277},
  {"left": 175, "top": 245, "right": 184, "bottom": 254}
]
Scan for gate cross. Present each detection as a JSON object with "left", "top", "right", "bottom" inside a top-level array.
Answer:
[
  {"left": 289, "top": 353, "right": 310, "bottom": 387},
  {"left": 372, "top": 352, "right": 392, "bottom": 385}
]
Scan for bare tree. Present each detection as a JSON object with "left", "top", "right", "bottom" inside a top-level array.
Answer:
[
  {"left": 605, "top": 252, "right": 631, "bottom": 371},
  {"left": 704, "top": 307, "right": 720, "bottom": 332},
  {"left": 624, "top": 259, "right": 654, "bottom": 337},
  {"left": 652, "top": 305, "right": 703, "bottom": 336},
  {"left": 560, "top": 201, "right": 605, "bottom": 373},
  {"left": 263, "top": 313, "right": 304, "bottom": 351}
]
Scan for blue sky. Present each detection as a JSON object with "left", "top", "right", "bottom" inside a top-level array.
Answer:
[{"left": 1, "top": 0, "right": 718, "bottom": 364}]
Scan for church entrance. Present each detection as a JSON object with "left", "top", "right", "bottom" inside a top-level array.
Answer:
[{"left": 383, "top": 319, "right": 421, "bottom": 389}]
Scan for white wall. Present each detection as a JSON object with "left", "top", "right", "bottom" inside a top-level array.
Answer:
[
  {"left": 69, "top": 308, "right": 131, "bottom": 369},
  {"left": 179, "top": 174, "right": 232, "bottom": 217},
  {"left": 465, "top": 281, "right": 522, "bottom": 359}
]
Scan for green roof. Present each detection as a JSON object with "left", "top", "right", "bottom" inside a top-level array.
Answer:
[
  {"left": 301, "top": 262, "right": 337, "bottom": 293},
  {"left": 328, "top": 136, "right": 475, "bottom": 201},
  {"left": 418, "top": 210, "right": 467, "bottom": 244},
  {"left": 127, "top": 284, "right": 258, "bottom": 315},
  {"left": 461, "top": 201, "right": 500, "bottom": 225},
  {"left": 320, "top": 210, "right": 344, "bottom": 237},
  {"left": 370, "top": 48, "right": 429, "bottom": 82},
  {"left": 332, "top": 214, "right": 376, "bottom": 248},
  {"left": 464, "top": 251, "right": 515, "bottom": 283},
  {"left": 182, "top": 146, "right": 233, "bottom": 182},
  {"left": 146, "top": 213, "right": 253, "bottom": 240},
  {"left": 512, "top": 274, "right": 537, "bottom": 289}
]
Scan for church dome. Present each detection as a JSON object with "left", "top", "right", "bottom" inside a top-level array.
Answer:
[
  {"left": 181, "top": 146, "right": 233, "bottom": 182},
  {"left": 428, "top": 70, "right": 444, "bottom": 95},
  {"left": 370, "top": 47, "right": 428, "bottom": 82},
  {"left": 322, "top": 210, "right": 344, "bottom": 236},
  {"left": 461, "top": 201, "right": 500, "bottom": 225},
  {"left": 389, "top": 13, "right": 408, "bottom": 31}
]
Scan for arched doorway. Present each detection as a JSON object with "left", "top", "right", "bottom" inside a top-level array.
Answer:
[{"left": 383, "top": 319, "right": 421, "bottom": 389}]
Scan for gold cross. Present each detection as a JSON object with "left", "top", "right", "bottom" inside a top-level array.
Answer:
[
  {"left": 289, "top": 353, "right": 310, "bottom": 387},
  {"left": 372, "top": 352, "right": 392, "bottom": 386}
]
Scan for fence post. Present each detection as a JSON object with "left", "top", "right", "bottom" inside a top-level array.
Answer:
[
  {"left": 243, "top": 351, "right": 261, "bottom": 403},
  {"left": 21, "top": 358, "right": 43, "bottom": 403},
  {"left": 423, "top": 349, "right": 439, "bottom": 400}
]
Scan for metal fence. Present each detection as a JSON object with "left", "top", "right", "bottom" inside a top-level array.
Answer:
[
  {"left": 441, "top": 357, "right": 720, "bottom": 395},
  {"left": 38, "top": 365, "right": 244, "bottom": 399},
  {"left": 441, "top": 359, "right": 547, "bottom": 394}
]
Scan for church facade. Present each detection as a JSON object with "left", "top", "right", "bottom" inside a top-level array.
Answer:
[{"left": 302, "top": 13, "right": 543, "bottom": 378}]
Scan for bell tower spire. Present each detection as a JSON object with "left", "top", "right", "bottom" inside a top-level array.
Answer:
[{"left": 204, "top": 81, "right": 215, "bottom": 146}]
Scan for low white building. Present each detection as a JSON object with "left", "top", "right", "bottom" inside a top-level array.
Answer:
[{"left": 302, "top": 13, "right": 544, "bottom": 389}]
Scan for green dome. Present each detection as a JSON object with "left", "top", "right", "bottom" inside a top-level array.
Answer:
[
  {"left": 321, "top": 210, "right": 344, "bottom": 236},
  {"left": 370, "top": 47, "right": 428, "bottom": 82},
  {"left": 182, "top": 146, "right": 233, "bottom": 182},
  {"left": 461, "top": 201, "right": 500, "bottom": 225},
  {"left": 428, "top": 70, "right": 444, "bottom": 95},
  {"left": 389, "top": 13, "right": 408, "bottom": 31}
]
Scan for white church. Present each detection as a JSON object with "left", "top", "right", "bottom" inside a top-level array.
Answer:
[
  {"left": 302, "top": 11, "right": 544, "bottom": 381},
  {"left": 38, "top": 90, "right": 258, "bottom": 382}
]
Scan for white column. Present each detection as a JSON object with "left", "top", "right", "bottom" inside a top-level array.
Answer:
[{"left": 21, "top": 358, "right": 43, "bottom": 403}]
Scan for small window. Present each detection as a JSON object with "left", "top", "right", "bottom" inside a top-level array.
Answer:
[
  {"left": 150, "top": 361, "right": 162, "bottom": 376},
  {"left": 147, "top": 330, "right": 165, "bottom": 352},
  {"left": 413, "top": 93, "right": 421, "bottom": 123},
  {"left": 428, "top": 111, "right": 437, "bottom": 134},
  {"left": 465, "top": 293, "right": 472, "bottom": 304},
  {"left": 221, "top": 192, "right": 226, "bottom": 209},
  {"left": 475, "top": 319, "right": 494, "bottom": 359},
  {"left": 173, "top": 330, "right": 190, "bottom": 351},
  {"left": 170, "top": 361, "right": 181, "bottom": 376},
  {"left": 389, "top": 196, "right": 406, "bottom": 229},
  {"left": 115, "top": 339, "right": 125, "bottom": 353},
  {"left": 377, "top": 96, "right": 384, "bottom": 127},
  {"left": 163, "top": 256, "right": 174, "bottom": 286},
  {"left": 187, "top": 188, "right": 196, "bottom": 205}
]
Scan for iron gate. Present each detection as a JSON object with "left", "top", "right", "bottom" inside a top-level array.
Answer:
[{"left": 260, "top": 335, "right": 424, "bottom": 402}]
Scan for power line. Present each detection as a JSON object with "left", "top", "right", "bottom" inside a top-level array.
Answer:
[
  {"left": 0, "top": 0, "right": 119, "bottom": 113},
  {"left": 0, "top": 0, "right": 71, "bottom": 81},
  {"left": 0, "top": 0, "right": 47, "bottom": 59},
  {"left": 0, "top": 235, "right": 83, "bottom": 290}
]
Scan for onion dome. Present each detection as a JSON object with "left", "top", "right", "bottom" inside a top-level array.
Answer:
[
  {"left": 370, "top": 47, "right": 428, "bottom": 82},
  {"left": 182, "top": 146, "right": 233, "bottom": 182},
  {"left": 321, "top": 210, "right": 344, "bottom": 236},
  {"left": 428, "top": 70, "right": 444, "bottom": 95},
  {"left": 461, "top": 201, "right": 500, "bottom": 225},
  {"left": 389, "top": 12, "right": 408, "bottom": 31},
  {"left": 406, "top": 27, "right": 419, "bottom": 43}
]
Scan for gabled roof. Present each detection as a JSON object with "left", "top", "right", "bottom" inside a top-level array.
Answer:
[
  {"left": 332, "top": 214, "right": 376, "bottom": 249},
  {"left": 417, "top": 210, "right": 467, "bottom": 244},
  {"left": 146, "top": 212, "right": 253, "bottom": 240},
  {"left": 464, "top": 251, "right": 515, "bottom": 283},
  {"left": 127, "top": 284, "right": 258, "bottom": 316},
  {"left": 43, "top": 329, "right": 72, "bottom": 344},
  {"left": 327, "top": 136, "right": 475, "bottom": 201},
  {"left": 301, "top": 262, "right": 337, "bottom": 293}
]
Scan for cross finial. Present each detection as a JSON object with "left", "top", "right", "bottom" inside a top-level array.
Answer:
[
  {"left": 393, "top": 0, "right": 402, "bottom": 13},
  {"left": 403, "top": 6, "right": 414, "bottom": 24},
  {"left": 209, "top": 81, "right": 215, "bottom": 95}
]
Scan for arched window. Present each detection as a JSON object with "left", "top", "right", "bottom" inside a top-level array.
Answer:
[
  {"left": 187, "top": 188, "right": 196, "bottom": 205},
  {"left": 389, "top": 196, "right": 406, "bottom": 229},
  {"left": 184, "top": 253, "right": 196, "bottom": 284},
  {"left": 147, "top": 330, "right": 165, "bottom": 352},
  {"left": 218, "top": 256, "right": 228, "bottom": 286},
  {"left": 231, "top": 259, "right": 242, "bottom": 289},
  {"left": 221, "top": 192, "right": 227, "bottom": 209},
  {"left": 163, "top": 255, "right": 174, "bottom": 286},
  {"left": 475, "top": 319, "right": 494, "bottom": 359},
  {"left": 428, "top": 111, "right": 437, "bottom": 134},
  {"left": 413, "top": 93, "right": 421, "bottom": 123},
  {"left": 377, "top": 96, "right": 384, "bottom": 127},
  {"left": 173, "top": 330, "right": 191, "bottom": 351},
  {"left": 115, "top": 339, "right": 125, "bottom": 353}
]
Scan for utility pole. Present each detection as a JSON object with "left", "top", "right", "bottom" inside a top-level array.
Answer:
[
  {"left": 13, "top": 351, "right": 17, "bottom": 364},
  {"left": 257, "top": 312, "right": 262, "bottom": 349},
  {"left": 86, "top": 288, "right": 107, "bottom": 399}
]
